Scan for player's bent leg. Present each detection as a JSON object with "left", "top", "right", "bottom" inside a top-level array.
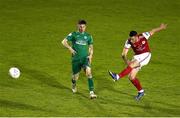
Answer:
[
  {"left": 129, "top": 60, "right": 140, "bottom": 68},
  {"left": 85, "top": 66, "right": 97, "bottom": 99},
  {"left": 108, "top": 60, "right": 140, "bottom": 81},
  {"left": 117, "top": 59, "right": 140, "bottom": 78},
  {"left": 72, "top": 73, "right": 79, "bottom": 93}
]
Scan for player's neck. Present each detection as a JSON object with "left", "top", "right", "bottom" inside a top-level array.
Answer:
[{"left": 78, "top": 30, "right": 85, "bottom": 34}]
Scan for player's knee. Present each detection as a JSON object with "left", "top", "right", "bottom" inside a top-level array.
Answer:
[
  {"left": 128, "top": 73, "right": 135, "bottom": 80},
  {"left": 129, "top": 61, "right": 134, "bottom": 67},
  {"left": 86, "top": 71, "right": 92, "bottom": 78},
  {"left": 87, "top": 73, "right": 92, "bottom": 79},
  {"left": 85, "top": 67, "right": 91, "bottom": 76},
  {"left": 72, "top": 74, "right": 79, "bottom": 80},
  {"left": 129, "top": 76, "right": 134, "bottom": 80},
  {"left": 129, "top": 60, "right": 139, "bottom": 68},
  {"left": 86, "top": 70, "right": 92, "bottom": 78}
]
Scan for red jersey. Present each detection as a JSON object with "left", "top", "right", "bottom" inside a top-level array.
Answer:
[{"left": 124, "top": 32, "right": 151, "bottom": 55}]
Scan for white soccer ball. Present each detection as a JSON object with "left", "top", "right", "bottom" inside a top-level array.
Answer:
[{"left": 9, "top": 67, "right": 20, "bottom": 79}]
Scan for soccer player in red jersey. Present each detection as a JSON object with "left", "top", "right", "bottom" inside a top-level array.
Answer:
[{"left": 109, "top": 23, "right": 167, "bottom": 100}]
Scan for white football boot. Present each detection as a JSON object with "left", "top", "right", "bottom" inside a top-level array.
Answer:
[{"left": 90, "top": 91, "right": 97, "bottom": 99}]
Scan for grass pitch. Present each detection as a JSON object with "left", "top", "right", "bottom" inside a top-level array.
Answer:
[{"left": 0, "top": 0, "right": 180, "bottom": 116}]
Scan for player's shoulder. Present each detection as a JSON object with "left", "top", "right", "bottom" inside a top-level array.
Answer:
[
  {"left": 126, "top": 38, "right": 131, "bottom": 43},
  {"left": 68, "top": 31, "right": 78, "bottom": 37},
  {"left": 71, "top": 31, "right": 77, "bottom": 35},
  {"left": 67, "top": 31, "right": 76, "bottom": 36},
  {"left": 85, "top": 32, "right": 93, "bottom": 39},
  {"left": 124, "top": 38, "right": 131, "bottom": 48},
  {"left": 139, "top": 32, "right": 151, "bottom": 40},
  {"left": 138, "top": 33, "right": 145, "bottom": 39}
]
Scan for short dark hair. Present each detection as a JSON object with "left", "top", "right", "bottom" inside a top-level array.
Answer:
[
  {"left": 78, "top": 20, "right": 87, "bottom": 25},
  {"left": 129, "top": 31, "right": 137, "bottom": 37}
]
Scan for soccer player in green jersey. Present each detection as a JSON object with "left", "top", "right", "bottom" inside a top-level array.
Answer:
[{"left": 62, "top": 20, "right": 97, "bottom": 99}]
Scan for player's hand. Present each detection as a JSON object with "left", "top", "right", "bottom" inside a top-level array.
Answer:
[
  {"left": 160, "top": 23, "right": 167, "bottom": 30},
  {"left": 69, "top": 48, "right": 76, "bottom": 55},
  {"left": 88, "top": 55, "right": 93, "bottom": 64}
]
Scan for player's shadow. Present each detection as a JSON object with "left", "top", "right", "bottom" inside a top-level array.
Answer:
[
  {"left": 0, "top": 98, "right": 48, "bottom": 112},
  {"left": 101, "top": 96, "right": 180, "bottom": 116},
  {"left": 21, "top": 66, "right": 71, "bottom": 92},
  {"left": 21, "top": 66, "right": 88, "bottom": 99},
  {"left": 141, "top": 99, "right": 180, "bottom": 116}
]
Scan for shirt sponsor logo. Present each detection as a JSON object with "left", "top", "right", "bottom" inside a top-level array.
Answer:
[
  {"left": 75, "top": 40, "right": 87, "bottom": 45},
  {"left": 142, "top": 41, "right": 145, "bottom": 44}
]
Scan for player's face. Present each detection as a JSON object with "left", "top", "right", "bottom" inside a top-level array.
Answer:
[
  {"left": 130, "top": 36, "right": 135, "bottom": 41},
  {"left": 78, "top": 24, "right": 86, "bottom": 32},
  {"left": 130, "top": 36, "right": 138, "bottom": 42}
]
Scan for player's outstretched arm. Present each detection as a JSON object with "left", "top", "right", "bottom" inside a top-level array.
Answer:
[
  {"left": 61, "top": 38, "right": 76, "bottom": 55},
  {"left": 149, "top": 23, "right": 167, "bottom": 36}
]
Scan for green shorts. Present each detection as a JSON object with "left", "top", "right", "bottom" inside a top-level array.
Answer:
[{"left": 72, "top": 57, "right": 90, "bottom": 75}]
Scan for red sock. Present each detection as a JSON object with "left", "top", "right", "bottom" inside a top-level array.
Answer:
[
  {"left": 130, "top": 78, "right": 142, "bottom": 91},
  {"left": 118, "top": 66, "right": 133, "bottom": 78}
]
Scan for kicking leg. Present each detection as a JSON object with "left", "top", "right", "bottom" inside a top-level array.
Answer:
[{"left": 109, "top": 60, "right": 140, "bottom": 81}]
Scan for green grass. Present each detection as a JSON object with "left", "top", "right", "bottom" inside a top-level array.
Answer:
[{"left": 0, "top": 0, "right": 180, "bottom": 116}]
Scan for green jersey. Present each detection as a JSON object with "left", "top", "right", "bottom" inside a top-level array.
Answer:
[{"left": 66, "top": 31, "right": 93, "bottom": 61}]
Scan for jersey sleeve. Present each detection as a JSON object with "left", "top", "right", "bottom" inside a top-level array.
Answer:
[
  {"left": 66, "top": 32, "right": 74, "bottom": 41},
  {"left": 142, "top": 32, "right": 151, "bottom": 40},
  {"left": 124, "top": 40, "right": 131, "bottom": 49},
  {"left": 88, "top": 35, "right": 93, "bottom": 45}
]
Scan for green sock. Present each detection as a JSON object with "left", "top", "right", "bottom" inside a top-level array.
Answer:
[{"left": 88, "top": 78, "right": 94, "bottom": 91}]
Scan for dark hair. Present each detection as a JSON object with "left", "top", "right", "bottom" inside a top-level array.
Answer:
[
  {"left": 78, "top": 20, "right": 87, "bottom": 25},
  {"left": 129, "top": 31, "right": 137, "bottom": 37}
]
